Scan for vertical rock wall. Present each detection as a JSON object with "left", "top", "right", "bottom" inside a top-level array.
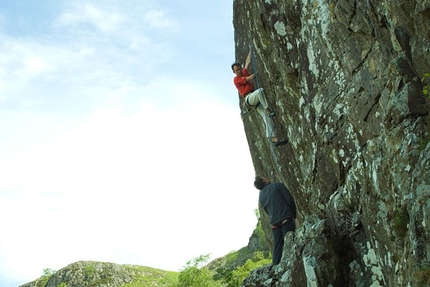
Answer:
[{"left": 233, "top": 0, "right": 430, "bottom": 286}]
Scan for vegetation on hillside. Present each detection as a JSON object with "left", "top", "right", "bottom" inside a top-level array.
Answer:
[
  {"left": 178, "top": 254, "right": 222, "bottom": 287},
  {"left": 24, "top": 212, "right": 270, "bottom": 287},
  {"left": 27, "top": 248, "right": 270, "bottom": 287},
  {"left": 177, "top": 211, "right": 271, "bottom": 287},
  {"left": 121, "top": 266, "right": 179, "bottom": 287}
]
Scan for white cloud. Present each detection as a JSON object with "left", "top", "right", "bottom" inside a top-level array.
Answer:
[
  {"left": 56, "top": 3, "right": 125, "bottom": 34},
  {"left": 0, "top": 1, "right": 246, "bottom": 286},
  {"left": 144, "top": 10, "right": 179, "bottom": 30},
  {"left": 56, "top": 1, "right": 179, "bottom": 35}
]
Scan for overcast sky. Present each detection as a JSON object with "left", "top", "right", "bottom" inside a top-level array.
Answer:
[{"left": 0, "top": 1, "right": 259, "bottom": 286}]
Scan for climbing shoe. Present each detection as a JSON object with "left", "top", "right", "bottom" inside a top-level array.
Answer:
[
  {"left": 273, "top": 139, "right": 288, "bottom": 147},
  {"left": 266, "top": 108, "right": 276, "bottom": 117}
]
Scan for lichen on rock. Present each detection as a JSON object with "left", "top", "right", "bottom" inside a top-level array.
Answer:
[{"left": 233, "top": 0, "right": 430, "bottom": 286}]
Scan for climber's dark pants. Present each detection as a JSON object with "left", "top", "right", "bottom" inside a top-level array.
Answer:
[{"left": 272, "top": 219, "right": 295, "bottom": 264}]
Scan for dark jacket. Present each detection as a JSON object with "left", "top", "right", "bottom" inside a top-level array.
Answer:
[{"left": 259, "top": 182, "right": 296, "bottom": 225}]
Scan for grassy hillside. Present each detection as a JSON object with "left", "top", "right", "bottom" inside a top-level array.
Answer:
[
  {"left": 21, "top": 220, "right": 270, "bottom": 287},
  {"left": 21, "top": 262, "right": 179, "bottom": 287}
]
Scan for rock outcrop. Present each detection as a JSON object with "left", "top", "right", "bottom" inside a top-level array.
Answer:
[
  {"left": 20, "top": 261, "right": 178, "bottom": 287},
  {"left": 233, "top": 0, "right": 430, "bottom": 286}
]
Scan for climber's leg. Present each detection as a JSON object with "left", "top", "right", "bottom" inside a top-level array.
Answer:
[
  {"left": 246, "top": 88, "right": 275, "bottom": 117},
  {"left": 255, "top": 102, "right": 276, "bottom": 138},
  {"left": 272, "top": 219, "right": 295, "bottom": 264},
  {"left": 272, "top": 227, "right": 284, "bottom": 264}
]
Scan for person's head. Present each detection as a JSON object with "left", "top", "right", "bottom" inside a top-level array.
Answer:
[
  {"left": 254, "top": 175, "right": 270, "bottom": 190},
  {"left": 231, "top": 62, "right": 243, "bottom": 76}
]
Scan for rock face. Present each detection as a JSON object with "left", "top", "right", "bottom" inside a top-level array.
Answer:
[{"left": 233, "top": 0, "right": 430, "bottom": 286}]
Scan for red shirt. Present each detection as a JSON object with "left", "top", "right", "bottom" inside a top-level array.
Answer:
[{"left": 234, "top": 68, "right": 254, "bottom": 97}]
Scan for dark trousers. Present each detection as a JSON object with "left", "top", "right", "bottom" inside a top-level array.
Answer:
[{"left": 272, "top": 219, "right": 295, "bottom": 264}]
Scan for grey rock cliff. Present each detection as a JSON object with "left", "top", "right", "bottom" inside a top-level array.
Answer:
[{"left": 233, "top": 0, "right": 430, "bottom": 286}]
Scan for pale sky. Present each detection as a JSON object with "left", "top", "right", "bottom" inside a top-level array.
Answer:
[{"left": 0, "top": 1, "right": 259, "bottom": 286}]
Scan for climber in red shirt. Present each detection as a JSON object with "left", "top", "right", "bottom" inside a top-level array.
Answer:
[{"left": 232, "top": 50, "right": 287, "bottom": 147}]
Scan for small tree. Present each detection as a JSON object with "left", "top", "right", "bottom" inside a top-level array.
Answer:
[
  {"left": 39, "top": 268, "right": 56, "bottom": 286},
  {"left": 43, "top": 268, "right": 56, "bottom": 276},
  {"left": 178, "top": 254, "right": 221, "bottom": 287}
]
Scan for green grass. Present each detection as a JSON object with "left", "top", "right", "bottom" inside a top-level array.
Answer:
[{"left": 121, "top": 266, "right": 178, "bottom": 287}]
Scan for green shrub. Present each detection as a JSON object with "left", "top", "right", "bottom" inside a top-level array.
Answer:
[
  {"left": 37, "top": 268, "right": 56, "bottom": 286},
  {"left": 418, "top": 134, "right": 430, "bottom": 151},
  {"left": 215, "top": 251, "right": 271, "bottom": 287},
  {"left": 178, "top": 254, "right": 222, "bottom": 287},
  {"left": 83, "top": 263, "right": 96, "bottom": 277},
  {"left": 229, "top": 252, "right": 271, "bottom": 286},
  {"left": 393, "top": 207, "right": 409, "bottom": 238}
]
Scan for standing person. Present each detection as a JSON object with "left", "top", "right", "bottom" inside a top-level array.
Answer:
[
  {"left": 254, "top": 175, "right": 297, "bottom": 264},
  {"left": 231, "top": 50, "right": 287, "bottom": 147}
]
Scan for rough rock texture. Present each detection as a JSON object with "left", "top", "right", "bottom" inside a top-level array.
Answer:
[
  {"left": 20, "top": 261, "right": 177, "bottom": 287},
  {"left": 233, "top": 0, "right": 430, "bottom": 286}
]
